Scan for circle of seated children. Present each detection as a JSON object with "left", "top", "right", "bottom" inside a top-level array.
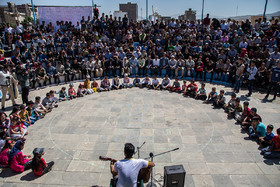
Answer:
[{"left": 0, "top": 74, "right": 280, "bottom": 175}]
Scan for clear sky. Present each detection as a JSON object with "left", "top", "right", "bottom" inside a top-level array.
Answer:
[{"left": 1, "top": 0, "right": 280, "bottom": 19}]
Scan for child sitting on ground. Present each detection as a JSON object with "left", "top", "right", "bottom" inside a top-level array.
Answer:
[
  {"left": 31, "top": 148, "right": 54, "bottom": 176},
  {"left": 170, "top": 78, "right": 181, "bottom": 93},
  {"left": 112, "top": 75, "right": 122, "bottom": 90},
  {"left": 77, "top": 84, "right": 86, "bottom": 96},
  {"left": 228, "top": 97, "right": 242, "bottom": 118},
  {"left": 241, "top": 107, "right": 262, "bottom": 130},
  {"left": 263, "top": 128, "right": 280, "bottom": 159},
  {"left": 259, "top": 124, "right": 274, "bottom": 148},
  {"left": 49, "top": 90, "right": 59, "bottom": 103},
  {"left": 42, "top": 93, "right": 58, "bottom": 109},
  {"left": 184, "top": 80, "right": 198, "bottom": 97},
  {"left": 204, "top": 87, "right": 218, "bottom": 104},
  {"left": 224, "top": 93, "right": 237, "bottom": 113},
  {"left": 237, "top": 101, "right": 250, "bottom": 123},
  {"left": 9, "top": 116, "right": 28, "bottom": 140},
  {"left": 19, "top": 105, "right": 31, "bottom": 127},
  {"left": 9, "top": 107, "right": 20, "bottom": 122},
  {"left": 34, "top": 96, "right": 50, "bottom": 116},
  {"left": 84, "top": 75, "right": 94, "bottom": 94},
  {"left": 91, "top": 79, "right": 100, "bottom": 92},
  {"left": 195, "top": 83, "right": 207, "bottom": 100},
  {"left": 213, "top": 90, "right": 226, "bottom": 108},
  {"left": 140, "top": 74, "right": 151, "bottom": 88},
  {"left": 181, "top": 80, "right": 187, "bottom": 93},
  {"left": 133, "top": 75, "right": 141, "bottom": 87},
  {"left": 68, "top": 83, "right": 77, "bottom": 99},
  {"left": 56, "top": 87, "right": 68, "bottom": 101},
  {"left": 100, "top": 76, "right": 111, "bottom": 91},
  {"left": 122, "top": 74, "right": 133, "bottom": 88},
  {"left": 150, "top": 75, "right": 160, "bottom": 90},
  {"left": 26, "top": 100, "right": 40, "bottom": 123},
  {"left": 0, "top": 140, "right": 14, "bottom": 167},
  {"left": 160, "top": 75, "right": 171, "bottom": 90}
]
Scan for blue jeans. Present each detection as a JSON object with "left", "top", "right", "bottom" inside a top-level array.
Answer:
[
  {"left": 234, "top": 76, "right": 243, "bottom": 92},
  {"left": 249, "top": 126, "right": 260, "bottom": 140},
  {"left": 264, "top": 151, "right": 280, "bottom": 159}
]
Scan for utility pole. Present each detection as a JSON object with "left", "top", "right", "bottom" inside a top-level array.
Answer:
[
  {"left": 201, "top": 0, "right": 205, "bottom": 21},
  {"left": 31, "top": 0, "right": 36, "bottom": 28},
  {"left": 146, "top": 0, "right": 148, "bottom": 20},
  {"left": 263, "top": 0, "right": 268, "bottom": 20}
]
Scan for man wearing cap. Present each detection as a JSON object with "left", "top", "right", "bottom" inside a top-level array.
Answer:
[
  {"left": 264, "top": 61, "right": 280, "bottom": 100},
  {"left": 249, "top": 116, "right": 266, "bottom": 140}
]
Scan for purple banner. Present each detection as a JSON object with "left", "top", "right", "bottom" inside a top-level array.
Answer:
[{"left": 38, "top": 6, "right": 92, "bottom": 25}]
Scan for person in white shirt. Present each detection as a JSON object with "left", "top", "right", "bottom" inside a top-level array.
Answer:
[
  {"left": 160, "top": 74, "right": 171, "bottom": 90},
  {"left": 0, "top": 65, "right": 17, "bottom": 110},
  {"left": 150, "top": 75, "right": 160, "bottom": 90},
  {"left": 37, "top": 36, "right": 46, "bottom": 46},
  {"left": 152, "top": 55, "right": 160, "bottom": 76},
  {"left": 15, "top": 21, "right": 24, "bottom": 34},
  {"left": 110, "top": 143, "right": 155, "bottom": 187},
  {"left": 4, "top": 23, "right": 14, "bottom": 34},
  {"left": 75, "top": 21, "right": 81, "bottom": 30},
  {"left": 246, "top": 61, "right": 258, "bottom": 97}
]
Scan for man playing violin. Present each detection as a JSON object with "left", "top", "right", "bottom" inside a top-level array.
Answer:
[{"left": 110, "top": 143, "right": 155, "bottom": 187}]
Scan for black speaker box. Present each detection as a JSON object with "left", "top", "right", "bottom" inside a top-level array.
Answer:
[{"left": 164, "top": 165, "right": 185, "bottom": 187}]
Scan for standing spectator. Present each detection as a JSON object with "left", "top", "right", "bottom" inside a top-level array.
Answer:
[
  {"left": 246, "top": 61, "right": 258, "bottom": 97},
  {"left": 0, "top": 65, "right": 18, "bottom": 111},
  {"left": 203, "top": 14, "right": 211, "bottom": 28},
  {"left": 16, "top": 66, "right": 30, "bottom": 105},
  {"left": 264, "top": 61, "right": 280, "bottom": 100},
  {"left": 234, "top": 58, "right": 245, "bottom": 93}
]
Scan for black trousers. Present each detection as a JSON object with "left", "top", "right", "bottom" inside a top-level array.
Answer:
[
  {"left": 21, "top": 86, "right": 29, "bottom": 104},
  {"left": 266, "top": 81, "right": 279, "bottom": 98}
]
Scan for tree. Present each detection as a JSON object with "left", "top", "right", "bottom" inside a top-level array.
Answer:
[{"left": 21, "top": 16, "right": 34, "bottom": 27}]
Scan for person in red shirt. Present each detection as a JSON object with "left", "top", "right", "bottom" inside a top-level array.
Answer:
[
  {"left": 184, "top": 80, "right": 198, "bottom": 97},
  {"left": 31, "top": 148, "right": 54, "bottom": 176},
  {"left": 264, "top": 128, "right": 280, "bottom": 159}
]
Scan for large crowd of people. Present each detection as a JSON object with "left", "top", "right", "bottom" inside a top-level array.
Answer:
[{"left": 0, "top": 9, "right": 280, "bottom": 179}]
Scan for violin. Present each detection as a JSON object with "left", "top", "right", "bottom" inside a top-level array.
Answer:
[{"left": 99, "top": 156, "right": 151, "bottom": 183}]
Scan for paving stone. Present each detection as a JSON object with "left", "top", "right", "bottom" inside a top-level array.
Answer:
[
  {"left": 230, "top": 174, "right": 274, "bottom": 187},
  {"left": 212, "top": 175, "right": 235, "bottom": 187},
  {"left": 2, "top": 81, "right": 280, "bottom": 186}
]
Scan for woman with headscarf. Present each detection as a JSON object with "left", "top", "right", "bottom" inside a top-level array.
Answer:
[{"left": 8, "top": 139, "right": 31, "bottom": 172}]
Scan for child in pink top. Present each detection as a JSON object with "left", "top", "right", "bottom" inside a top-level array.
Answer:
[
  {"left": 68, "top": 83, "right": 77, "bottom": 99},
  {"left": 8, "top": 140, "right": 31, "bottom": 173},
  {"left": 0, "top": 140, "right": 13, "bottom": 167}
]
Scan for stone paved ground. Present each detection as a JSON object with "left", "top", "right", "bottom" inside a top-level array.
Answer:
[{"left": 0, "top": 79, "right": 280, "bottom": 187}]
